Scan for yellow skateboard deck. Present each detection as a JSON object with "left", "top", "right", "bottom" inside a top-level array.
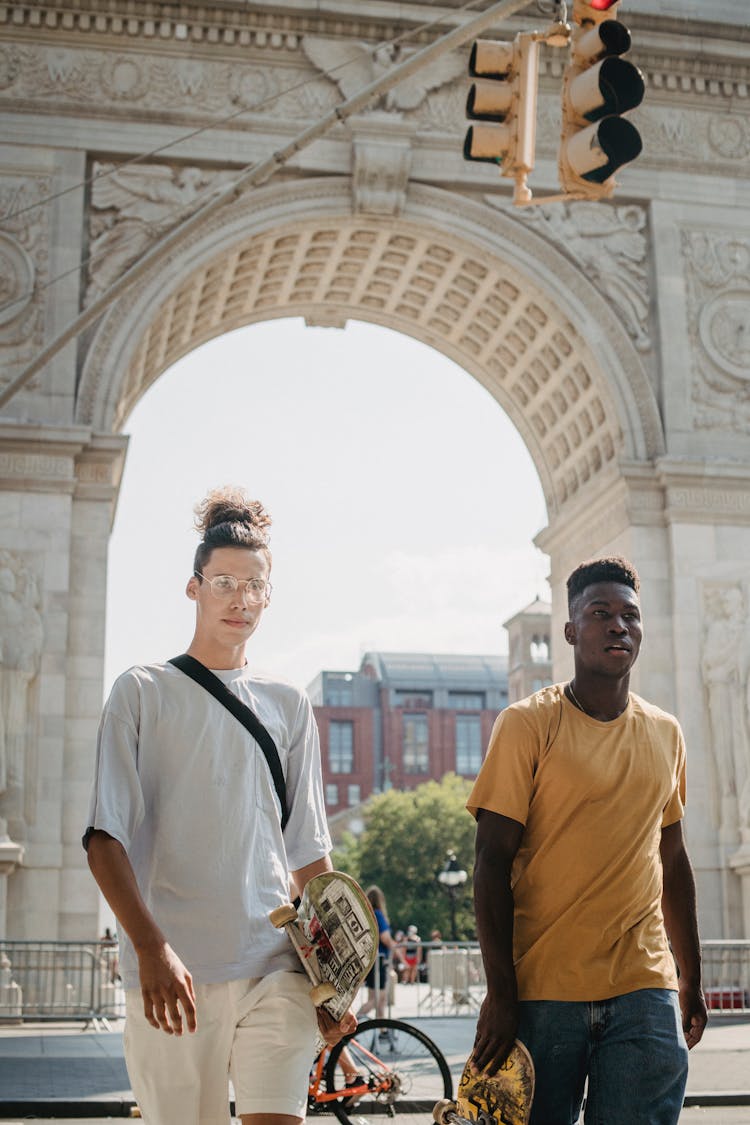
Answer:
[{"left": 434, "top": 1040, "right": 534, "bottom": 1125}]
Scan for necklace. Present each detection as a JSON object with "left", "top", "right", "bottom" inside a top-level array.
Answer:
[
  {"left": 566, "top": 681, "right": 588, "bottom": 715},
  {"left": 566, "top": 681, "right": 628, "bottom": 721}
]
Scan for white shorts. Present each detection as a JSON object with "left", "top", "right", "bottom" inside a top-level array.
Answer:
[{"left": 123, "top": 970, "right": 317, "bottom": 1124}]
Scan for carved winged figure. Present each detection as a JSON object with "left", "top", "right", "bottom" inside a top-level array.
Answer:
[
  {"left": 301, "top": 37, "right": 464, "bottom": 113},
  {"left": 86, "top": 162, "right": 232, "bottom": 300},
  {"left": 510, "top": 202, "right": 651, "bottom": 351}
]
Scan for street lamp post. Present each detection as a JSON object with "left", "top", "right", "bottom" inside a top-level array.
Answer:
[{"left": 437, "top": 851, "right": 468, "bottom": 941}]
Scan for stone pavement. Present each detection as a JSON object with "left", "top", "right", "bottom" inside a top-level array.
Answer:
[{"left": 0, "top": 1013, "right": 748, "bottom": 1121}]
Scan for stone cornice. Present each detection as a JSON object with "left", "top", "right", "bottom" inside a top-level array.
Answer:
[
  {"left": 656, "top": 456, "right": 750, "bottom": 526},
  {"left": 2, "top": 2, "right": 748, "bottom": 85},
  {"left": 0, "top": 421, "right": 127, "bottom": 500}
]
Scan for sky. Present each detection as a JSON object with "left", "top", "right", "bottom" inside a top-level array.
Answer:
[{"left": 104, "top": 317, "right": 550, "bottom": 696}]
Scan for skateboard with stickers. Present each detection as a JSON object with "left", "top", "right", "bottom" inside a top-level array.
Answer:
[
  {"left": 270, "top": 869, "right": 378, "bottom": 1024},
  {"left": 433, "top": 1040, "right": 535, "bottom": 1125}
]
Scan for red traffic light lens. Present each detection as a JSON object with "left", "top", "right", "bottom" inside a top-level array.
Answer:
[{"left": 591, "top": 0, "right": 618, "bottom": 7}]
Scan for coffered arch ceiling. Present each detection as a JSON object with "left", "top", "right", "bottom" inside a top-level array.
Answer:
[{"left": 78, "top": 181, "right": 664, "bottom": 519}]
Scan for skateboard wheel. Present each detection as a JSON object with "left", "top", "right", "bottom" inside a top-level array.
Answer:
[
  {"left": 433, "top": 1099, "right": 457, "bottom": 1124},
  {"left": 269, "top": 903, "right": 298, "bottom": 928},
  {"left": 310, "top": 981, "right": 337, "bottom": 1006}
]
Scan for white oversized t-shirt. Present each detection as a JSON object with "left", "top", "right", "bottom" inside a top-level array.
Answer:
[{"left": 86, "top": 662, "right": 332, "bottom": 990}]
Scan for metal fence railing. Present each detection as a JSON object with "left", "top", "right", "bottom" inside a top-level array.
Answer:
[
  {"left": 0, "top": 940, "right": 125, "bottom": 1024},
  {"left": 1, "top": 938, "right": 748, "bottom": 1024},
  {"left": 701, "top": 940, "right": 750, "bottom": 1014},
  {"left": 381, "top": 940, "right": 750, "bottom": 1020}
]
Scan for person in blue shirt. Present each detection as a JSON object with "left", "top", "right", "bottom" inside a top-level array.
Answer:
[{"left": 358, "top": 885, "right": 402, "bottom": 1018}]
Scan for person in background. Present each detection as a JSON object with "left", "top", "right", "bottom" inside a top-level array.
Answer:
[
  {"left": 402, "top": 925, "right": 422, "bottom": 984},
  {"left": 358, "top": 885, "right": 401, "bottom": 1018}
]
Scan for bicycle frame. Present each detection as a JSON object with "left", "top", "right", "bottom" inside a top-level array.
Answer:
[{"left": 309, "top": 1033, "right": 388, "bottom": 1105}]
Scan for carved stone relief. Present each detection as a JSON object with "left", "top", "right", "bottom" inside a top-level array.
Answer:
[
  {"left": 496, "top": 201, "right": 652, "bottom": 353},
  {"left": 682, "top": 230, "right": 750, "bottom": 433},
  {"left": 86, "top": 162, "right": 234, "bottom": 302},
  {"left": 301, "top": 37, "right": 464, "bottom": 117},
  {"left": 701, "top": 582, "right": 750, "bottom": 844},
  {"left": 0, "top": 41, "right": 338, "bottom": 121},
  {"left": 637, "top": 106, "right": 750, "bottom": 175},
  {"left": 0, "top": 174, "right": 51, "bottom": 389},
  {"left": 0, "top": 550, "right": 43, "bottom": 842}
]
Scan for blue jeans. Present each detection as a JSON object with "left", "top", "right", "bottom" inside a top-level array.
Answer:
[{"left": 517, "top": 989, "right": 688, "bottom": 1125}]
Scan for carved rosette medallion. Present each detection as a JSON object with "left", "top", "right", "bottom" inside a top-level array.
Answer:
[
  {"left": 682, "top": 230, "right": 750, "bottom": 432},
  {"left": 0, "top": 174, "right": 51, "bottom": 389},
  {"left": 0, "top": 234, "right": 35, "bottom": 328},
  {"left": 100, "top": 55, "right": 150, "bottom": 101},
  {"left": 708, "top": 115, "right": 750, "bottom": 161}
]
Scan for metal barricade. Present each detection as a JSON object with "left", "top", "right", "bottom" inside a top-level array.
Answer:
[
  {"left": 0, "top": 940, "right": 125, "bottom": 1023},
  {"left": 404, "top": 941, "right": 486, "bottom": 1017},
  {"left": 385, "top": 939, "right": 750, "bottom": 1019},
  {"left": 701, "top": 940, "right": 750, "bottom": 1014}
]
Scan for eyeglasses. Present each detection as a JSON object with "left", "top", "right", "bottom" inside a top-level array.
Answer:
[{"left": 194, "top": 571, "right": 272, "bottom": 604}]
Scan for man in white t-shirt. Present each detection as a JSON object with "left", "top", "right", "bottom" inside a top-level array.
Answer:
[{"left": 85, "top": 488, "right": 351, "bottom": 1125}]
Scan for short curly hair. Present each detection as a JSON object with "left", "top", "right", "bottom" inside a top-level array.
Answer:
[{"left": 566, "top": 556, "right": 640, "bottom": 613}]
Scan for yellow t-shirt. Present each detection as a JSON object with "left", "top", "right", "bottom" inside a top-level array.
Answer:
[{"left": 467, "top": 683, "right": 685, "bottom": 1001}]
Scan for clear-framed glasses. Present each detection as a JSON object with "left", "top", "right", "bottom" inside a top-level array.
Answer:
[{"left": 194, "top": 571, "right": 271, "bottom": 604}]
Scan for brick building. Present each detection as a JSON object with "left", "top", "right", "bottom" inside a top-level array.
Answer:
[{"left": 309, "top": 651, "right": 509, "bottom": 815}]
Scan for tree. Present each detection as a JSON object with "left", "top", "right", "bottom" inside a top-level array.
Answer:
[{"left": 334, "top": 773, "right": 477, "bottom": 940}]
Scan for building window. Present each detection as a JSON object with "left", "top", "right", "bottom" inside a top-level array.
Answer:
[
  {"left": 456, "top": 715, "right": 483, "bottom": 775},
  {"left": 532, "top": 678, "right": 550, "bottom": 692},
  {"left": 325, "top": 784, "right": 339, "bottom": 806},
  {"left": 530, "top": 635, "right": 550, "bottom": 662},
  {"left": 448, "top": 691, "right": 485, "bottom": 711},
  {"left": 347, "top": 784, "right": 361, "bottom": 806},
  {"left": 402, "top": 713, "right": 429, "bottom": 773},
  {"left": 394, "top": 689, "right": 433, "bottom": 709},
  {"left": 329, "top": 721, "right": 354, "bottom": 774},
  {"left": 327, "top": 678, "right": 353, "bottom": 706}
]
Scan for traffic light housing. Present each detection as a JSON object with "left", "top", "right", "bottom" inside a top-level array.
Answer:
[
  {"left": 559, "top": 2, "right": 644, "bottom": 197},
  {"left": 572, "top": 0, "right": 622, "bottom": 22},
  {"left": 464, "top": 34, "right": 540, "bottom": 205}
]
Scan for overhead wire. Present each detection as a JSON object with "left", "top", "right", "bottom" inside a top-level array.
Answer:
[
  {"left": 1, "top": 0, "right": 488, "bottom": 224},
  {"left": 0, "top": 0, "right": 490, "bottom": 319}
]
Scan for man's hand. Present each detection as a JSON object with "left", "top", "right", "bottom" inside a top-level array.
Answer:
[
  {"left": 137, "top": 941, "right": 197, "bottom": 1035},
  {"left": 317, "top": 1006, "right": 357, "bottom": 1047},
  {"left": 679, "top": 980, "right": 708, "bottom": 1050},
  {"left": 471, "top": 989, "right": 519, "bottom": 1076}
]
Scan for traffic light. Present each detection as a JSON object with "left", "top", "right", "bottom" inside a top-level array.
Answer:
[
  {"left": 558, "top": 1, "right": 644, "bottom": 198},
  {"left": 572, "top": 0, "right": 622, "bottom": 21},
  {"left": 464, "top": 34, "right": 540, "bottom": 205}
]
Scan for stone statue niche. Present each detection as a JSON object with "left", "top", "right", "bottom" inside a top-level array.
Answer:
[
  {"left": 701, "top": 583, "right": 750, "bottom": 846},
  {"left": 0, "top": 549, "right": 44, "bottom": 842}
]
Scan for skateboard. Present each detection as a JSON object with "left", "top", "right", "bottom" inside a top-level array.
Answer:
[
  {"left": 433, "top": 1041, "right": 535, "bottom": 1125},
  {"left": 270, "top": 869, "right": 378, "bottom": 1024}
]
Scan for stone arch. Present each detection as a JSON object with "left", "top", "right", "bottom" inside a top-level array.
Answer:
[{"left": 77, "top": 180, "right": 663, "bottom": 519}]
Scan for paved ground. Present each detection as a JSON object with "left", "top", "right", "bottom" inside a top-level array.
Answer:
[{"left": 0, "top": 1011, "right": 748, "bottom": 1121}]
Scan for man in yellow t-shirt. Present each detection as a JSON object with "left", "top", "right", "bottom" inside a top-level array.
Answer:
[{"left": 468, "top": 556, "right": 707, "bottom": 1125}]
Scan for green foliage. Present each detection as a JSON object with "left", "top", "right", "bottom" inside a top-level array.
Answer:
[{"left": 333, "top": 773, "right": 476, "bottom": 940}]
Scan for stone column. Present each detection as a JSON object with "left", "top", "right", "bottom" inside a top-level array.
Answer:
[{"left": 0, "top": 422, "right": 126, "bottom": 939}]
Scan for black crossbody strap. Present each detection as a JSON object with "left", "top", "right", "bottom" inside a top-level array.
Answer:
[{"left": 168, "top": 654, "right": 289, "bottom": 830}]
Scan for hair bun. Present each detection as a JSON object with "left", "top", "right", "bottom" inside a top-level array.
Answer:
[{"left": 194, "top": 486, "right": 272, "bottom": 542}]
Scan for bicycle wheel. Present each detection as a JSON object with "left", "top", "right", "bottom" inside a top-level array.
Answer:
[{"left": 325, "top": 1016, "right": 453, "bottom": 1125}]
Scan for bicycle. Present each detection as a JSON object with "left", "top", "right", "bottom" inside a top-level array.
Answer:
[{"left": 308, "top": 1016, "right": 453, "bottom": 1125}]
